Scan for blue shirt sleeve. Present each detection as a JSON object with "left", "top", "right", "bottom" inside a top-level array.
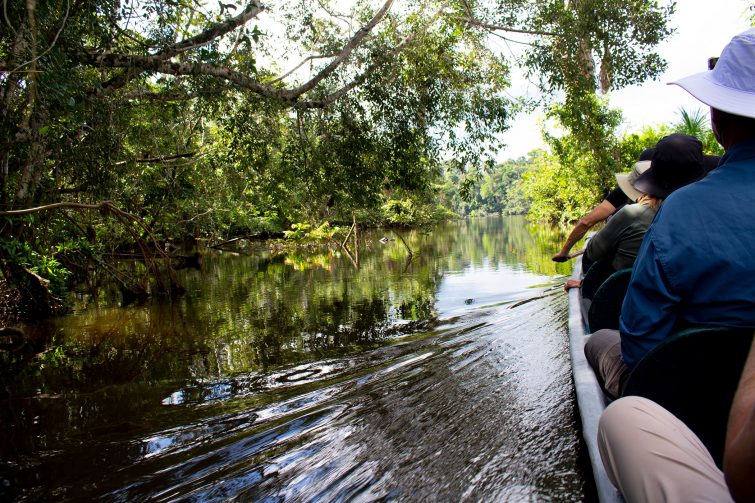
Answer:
[{"left": 618, "top": 226, "right": 681, "bottom": 368}]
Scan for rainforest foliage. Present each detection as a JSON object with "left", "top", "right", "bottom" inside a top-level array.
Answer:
[
  {"left": 1, "top": 0, "right": 677, "bottom": 314},
  {"left": 444, "top": 103, "right": 724, "bottom": 224}
]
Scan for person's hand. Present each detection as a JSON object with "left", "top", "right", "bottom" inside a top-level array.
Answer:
[
  {"left": 564, "top": 279, "right": 582, "bottom": 291},
  {"left": 552, "top": 253, "right": 569, "bottom": 263}
]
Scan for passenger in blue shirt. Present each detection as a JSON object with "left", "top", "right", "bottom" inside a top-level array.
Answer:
[
  {"left": 596, "top": 29, "right": 755, "bottom": 503},
  {"left": 584, "top": 134, "right": 708, "bottom": 398},
  {"left": 585, "top": 28, "right": 755, "bottom": 400}
]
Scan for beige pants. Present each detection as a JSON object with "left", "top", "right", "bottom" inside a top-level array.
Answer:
[
  {"left": 598, "top": 396, "right": 733, "bottom": 503},
  {"left": 584, "top": 328, "right": 630, "bottom": 399}
]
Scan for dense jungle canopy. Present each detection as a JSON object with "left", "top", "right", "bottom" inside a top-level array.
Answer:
[{"left": 0, "top": 0, "right": 675, "bottom": 318}]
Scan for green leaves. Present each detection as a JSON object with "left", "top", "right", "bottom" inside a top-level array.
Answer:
[
  {"left": 521, "top": 0, "right": 673, "bottom": 95},
  {"left": 0, "top": 238, "right": 72, "bottom": 298},
  {"left": 672, "top": 107, "right": 724, "bottom": 156},
  {"left": 283, "top": 222, "right": 312, "bottom": 240}
]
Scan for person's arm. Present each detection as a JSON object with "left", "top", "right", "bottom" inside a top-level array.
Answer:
[
  {"left": 564, "top": 278, "right": 581, "bottom": 291},
  {"left": 584, "top": 206, "right": 629, "bottom": 265},
  {"left": 724, "top": 334, "right": 755, "bottom": 502},
  {"left": 552, "top": 199, "right": 616, "bottom": 262}
]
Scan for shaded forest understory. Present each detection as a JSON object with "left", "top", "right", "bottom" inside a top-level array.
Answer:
[{"left": 0, "top": 278, "right": 22, "bottom": 325}]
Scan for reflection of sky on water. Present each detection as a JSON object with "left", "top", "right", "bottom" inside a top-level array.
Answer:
[
  {"left": 162, "top": 382, "right": 234, "bottom": 405},
  {"left": 436, "top": 258, "right": 552, "bottom": 317}
]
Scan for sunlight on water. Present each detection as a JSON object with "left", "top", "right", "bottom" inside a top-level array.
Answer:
[{"left": 437, "top": 260, "right": 551, "bottom": 316}]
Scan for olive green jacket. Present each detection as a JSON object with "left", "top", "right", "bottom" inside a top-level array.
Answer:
[{"left": 586, "top": 201, "right": 658, "bottom": 271}]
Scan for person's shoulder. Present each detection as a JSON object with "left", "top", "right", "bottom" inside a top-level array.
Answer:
[
  {"left": 728, "top": 139, "right": 755, "bottom": 159},
  {"left": 617, "top": 202, "right": 651, "bottom": 218},
  {"left": 605, "top": 203, "right": 634, "bottom": 222},
  {"left": 651, "top": 181, "right": 708, "bottom": 232},
  {"left": 604, "top": 186, "right": 629, "bottom": 208}
]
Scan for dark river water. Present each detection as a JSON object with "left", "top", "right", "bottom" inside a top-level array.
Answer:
[{"left": 0, "top": 216, "right": 589, "bottom": 501}]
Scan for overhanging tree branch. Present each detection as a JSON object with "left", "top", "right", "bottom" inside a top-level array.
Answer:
[
  {"left": 120, "top": 89, "right": 203, "bottom": 101},
  {"left": 268, "top": 54, "right": 337, "bottom": 85},
  {"left": 113, "top": 151, "right": 198, "bottom": 166},
  {"left": 90, "top": 1, "right": 265, "bottom": 98},
  {"left": 78, "top": 52, "right": 289, "bottom": 101},
  {"left": 460, "top": 17, "right": 561, "bottom": 37},
  {"left": 78, "top": 0, "right": 443, "bottom": 109},
  {"left": 280, "top": 0, "right": 395, "bottom": 99},
  {"left": 158, "top": 1, "right": 265, "bottom": 59},
  {"left": 297, "top": 6, "right": 444, "bottom": 108},
  {"left": 79, "top": 0, "right": 436, "bottom": 109},
  {"left": 0, "top": 200, "right": 134, "bottom": 217}
]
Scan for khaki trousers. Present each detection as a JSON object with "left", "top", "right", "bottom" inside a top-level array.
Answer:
[
  {"left": 584, "top": 328, "right": 630, "bottom": 399},
  {"left": 598, "top": 396, "right": 733, "bottom": 503}
]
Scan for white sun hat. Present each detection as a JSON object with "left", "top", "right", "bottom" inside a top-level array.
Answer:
[
  {"left": 669, "top": 28, "right": 755, "bottom": 119},
  {"left": 615, "top": 160, "right": 651, "bottom": 202}
]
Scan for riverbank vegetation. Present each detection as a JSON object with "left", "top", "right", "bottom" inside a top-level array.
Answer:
[
  {"left": 444, "top": 103, "right": 724, "bottom": 223},
  {"left": 2, "top": 0, "right": 679, "bottom": 318}
]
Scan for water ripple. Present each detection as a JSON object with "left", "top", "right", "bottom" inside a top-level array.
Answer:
[
  {"left": 81, "top": 287, "right": 583, "bottom": 502},
  {"left": 2, "top": 281, "right": 583, "bottom": 502}
]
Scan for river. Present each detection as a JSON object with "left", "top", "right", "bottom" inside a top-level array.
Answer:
[{"left": 0, "top": 216, "right": 591, "bottom": 501}]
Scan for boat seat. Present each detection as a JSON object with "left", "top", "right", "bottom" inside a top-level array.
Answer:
[
  {"left": 580, "top": 260, "right": 616, "bottom": 301},
  {"left": 622, "top": 326, "right": 754, "bottom": 468},
  {"left": 586, "top": 268, "right": 632, "bottom": 333}
]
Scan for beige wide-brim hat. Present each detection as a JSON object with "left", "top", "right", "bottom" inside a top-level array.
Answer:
[
  {"left": 616, "top": 160, "right": 652, "bottom": 202},
  {"left": 669, "top": 28, "right": 755, "bottom": 119}
]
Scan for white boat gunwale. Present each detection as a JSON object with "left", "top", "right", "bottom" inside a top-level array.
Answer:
[{"left": 567, "top": 255, "right": 624, "bottom": 503}]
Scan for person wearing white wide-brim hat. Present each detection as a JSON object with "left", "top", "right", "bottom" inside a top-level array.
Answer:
[
  {"left": 671, "top": 29, "right": 755, "bottom": 130},
  {"left": 614, "top": 160, "right": 651, "bottom": 203},
  {"left": 595, "top": 27, "right": 755, "bottom": 503}
]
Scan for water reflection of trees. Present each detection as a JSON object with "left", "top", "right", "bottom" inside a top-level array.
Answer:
[
  {"left": 4, "top": 217, "right": 570, "bottom": 398},
  {"left": 4, "top": 242, "right": 445, "bottom": 398},
  {"left": 0, "top": 216, "right": 575, "bottom": 500},
  {"left": 426, "top": 216, "right": 572, "bottom": 277}
]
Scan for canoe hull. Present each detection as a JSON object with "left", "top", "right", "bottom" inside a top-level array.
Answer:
[{"left": 568, "top": 257, "right": 624, "bottom": 503}]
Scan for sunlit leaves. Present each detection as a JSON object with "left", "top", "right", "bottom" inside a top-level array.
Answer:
[
  {"left": 672, "top": 107, "right": 723, "bottom": 156},
  {"left": 519, "top": 0, "right": 673, "bottom": 95}
]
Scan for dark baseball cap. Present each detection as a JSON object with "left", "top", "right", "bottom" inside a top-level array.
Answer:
[{"left": 632, "top": 134, "right": 706, "bottom": 198}]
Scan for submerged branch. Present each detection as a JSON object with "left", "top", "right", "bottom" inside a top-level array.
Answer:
[{"left": 393, "top": 229, "right": 414, "bottom": 256}]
